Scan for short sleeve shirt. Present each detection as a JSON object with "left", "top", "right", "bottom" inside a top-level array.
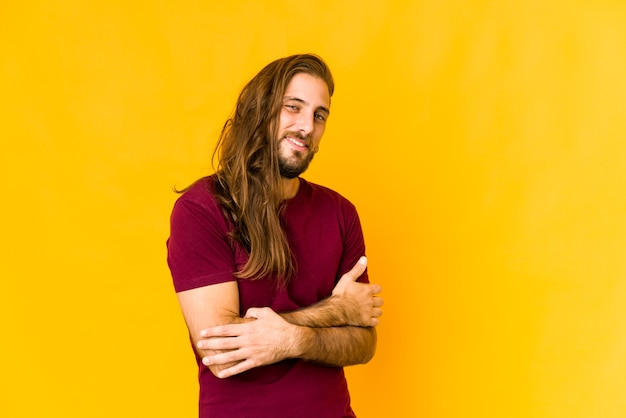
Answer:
[{"left": 167, "top": 176, "right": 368, "bottom": 418}]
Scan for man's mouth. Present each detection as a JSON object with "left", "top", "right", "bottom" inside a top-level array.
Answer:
[{"left": 285, "top": 135, "right": 309, "bottom": 149}]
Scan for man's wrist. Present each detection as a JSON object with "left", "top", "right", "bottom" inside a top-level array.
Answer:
[{"left": 328, "top": 294, "right": 356, "bottom": 326}]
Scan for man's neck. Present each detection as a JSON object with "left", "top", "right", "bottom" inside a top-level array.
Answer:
[{"left": 281, "top": 177, "right": 300, "bottom": 200}]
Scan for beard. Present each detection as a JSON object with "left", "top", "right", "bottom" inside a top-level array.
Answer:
[
  {"left": 277, "top": 133, "right": 316, "bottom": 179},
  {"left": 278, "top": 148, "right": 315, "bottom": 179}
]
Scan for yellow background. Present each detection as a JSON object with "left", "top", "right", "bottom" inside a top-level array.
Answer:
[{"left": 2, "top": 1, "right": 626, "bottom": 417}]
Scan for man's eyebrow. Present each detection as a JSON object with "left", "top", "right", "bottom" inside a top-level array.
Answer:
[{"left": 284, "top": 96, "right": 330, "bottom": 115}]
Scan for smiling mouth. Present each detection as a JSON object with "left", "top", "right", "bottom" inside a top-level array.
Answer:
[{"left": 285, "top": 134, "right": 310, "bottom": 149}]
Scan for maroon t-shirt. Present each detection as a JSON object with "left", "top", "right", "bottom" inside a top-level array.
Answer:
[{"left": 167, "top": 175, "right": 368, "bottom": 418}]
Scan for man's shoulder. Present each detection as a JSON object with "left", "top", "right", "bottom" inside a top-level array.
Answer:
[
  {"left": 172, "top": 175, "right": 224, "bottom": 218},
  {"left": 177, "top": 175, "right": 217, "bottom": 202}
]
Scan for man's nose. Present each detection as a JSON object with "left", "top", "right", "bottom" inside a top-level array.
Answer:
[{"left": 296, "top": 111, "right": 314, "bottom": 136}]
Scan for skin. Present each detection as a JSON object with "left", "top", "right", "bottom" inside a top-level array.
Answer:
[
  {"left": 276, "top": 73, "right": 330, "bottom": 197},
  {"left": 176, "top": 73, "right": 383, "bottom": 379}
]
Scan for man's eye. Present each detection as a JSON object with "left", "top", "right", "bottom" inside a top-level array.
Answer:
[{"left": 314, "top": 113, "right": 326, "bottom": 121}]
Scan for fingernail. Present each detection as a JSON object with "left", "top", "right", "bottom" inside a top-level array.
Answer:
[{"left": 359, "top": 256, "right": 367, "bottom": 265}]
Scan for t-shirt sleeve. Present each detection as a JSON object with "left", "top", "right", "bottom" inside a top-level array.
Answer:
[
  {"left": 338, "top": 199, "right": 369, "bottom": 284},
  {"left": 167, "top": 193, "right": 237, "bottom": 292}
]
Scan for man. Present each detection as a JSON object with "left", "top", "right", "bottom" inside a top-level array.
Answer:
[{"left": 167, "top": 54, "right": 383, "bottom": 418}]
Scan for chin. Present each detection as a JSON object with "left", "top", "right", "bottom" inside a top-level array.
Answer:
[
  {"left": 279, "top": 159, "right": 312, "bottom": 179},
  {"left": 278, "top": 149, "right": 314, "bottom": 177}
]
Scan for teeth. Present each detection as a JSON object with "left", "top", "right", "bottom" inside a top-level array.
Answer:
[{"left": 287, "top": 136, "right": 306, "bottom": 147}]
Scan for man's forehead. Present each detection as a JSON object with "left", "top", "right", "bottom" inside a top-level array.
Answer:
[{"left": 283, "top": 74, "right": 330, "bottom": 108}]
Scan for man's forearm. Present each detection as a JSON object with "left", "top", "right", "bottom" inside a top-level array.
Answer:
[
  {"left": 277, "top": 283, "right": 379, "bottom": 367},
  {"left": 280, "top": 295, "right": 352, "bottom": 327},
  {"left": 295, "top": 325, "right": 377, "bottom": 366},
  {"left": 197, "top": 306, "right": 378, "bottom": 377},
  {"left": 195, "top": 259, "right": 383, "bottom": 377},
  {"left": 198, "top": 316, "right": 254, "bottom": 376}
]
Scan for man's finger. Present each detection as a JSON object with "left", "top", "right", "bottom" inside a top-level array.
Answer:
[
  {"left": 244, "top": 307, "right": 261, "bottom": 319},
  {"left": 215, "top": 359, "right": 257, "bottom": 379},
  {"left": 370, "top": 284, "right": 382, "bottom": 295},
  {"left": 202, "top": 349, "right": 244, "bottom": 366},
  {"left": 200, "top": 324, "right": 241, "bottom": 338},
  {"left": 345, "top": 256, "right": 368, "bottom": 282},
  {"left": 244, "top": 306, "right": 274, "bottom": 319},
  {"left": 198, "top": 336, "right": 241, "bottom": 351}
]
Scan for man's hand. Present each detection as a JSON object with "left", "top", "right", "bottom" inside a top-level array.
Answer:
[
  {"left": 197, "top": 307, "right": 304, "bottom": 379},
  {"left": 331, "top": 256, "right": 384, "bottom": 327},
  {"left": 195, "top": 257, "right": 383, "bottom": 378}
]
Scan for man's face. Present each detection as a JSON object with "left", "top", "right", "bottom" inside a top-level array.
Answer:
[{"left": 277, "top": 73, "right": 331, "bottom": 179}]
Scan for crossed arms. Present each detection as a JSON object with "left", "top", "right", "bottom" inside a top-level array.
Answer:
[{"left": 176, "top": 256, "right": 384, "bottom": 379}]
